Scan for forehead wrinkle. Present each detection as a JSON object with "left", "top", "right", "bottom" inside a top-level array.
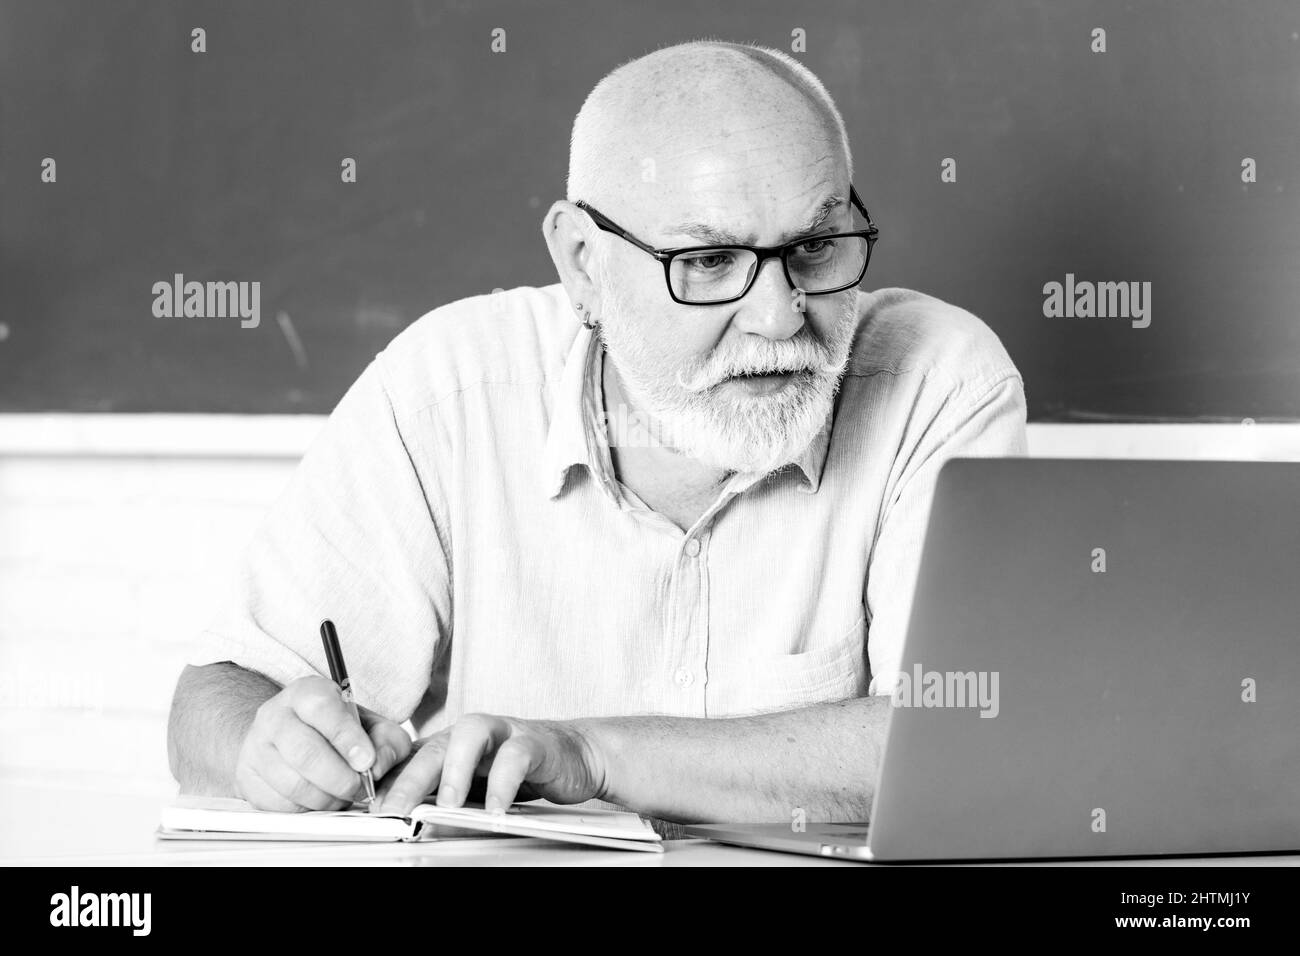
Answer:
[
  {"left": 663, "top": 190, "right": 846, "bottom": 246},
  {"left": 678, "top": 152, "right": 840, "bottom": 190}
]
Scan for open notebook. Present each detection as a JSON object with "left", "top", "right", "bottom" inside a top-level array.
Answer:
[{"left": 158, "top": 796, "right": 663, "bottom": 853}]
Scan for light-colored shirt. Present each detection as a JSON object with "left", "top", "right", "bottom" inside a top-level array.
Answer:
[{"left": 190, "top": 283, "right": 1027, "bottom": 733}]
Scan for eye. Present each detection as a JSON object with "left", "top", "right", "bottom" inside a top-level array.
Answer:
[
  {"left": 796, "top": 238, "right": 833, "bottom": 256},
  {"left": 679, "top": 251, "right": 737, "bottom": 272}
]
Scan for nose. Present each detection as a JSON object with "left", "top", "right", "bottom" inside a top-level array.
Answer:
[{"left": 732, "top": 254, "right": 805, "bottom": 340}]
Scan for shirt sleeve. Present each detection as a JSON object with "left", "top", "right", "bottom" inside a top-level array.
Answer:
[
  {"left": 864, "top": 372, "right": 1028, "bottom": 696},
  {"left": 186, "top": 358, "right": 452, "bottom": 723}
]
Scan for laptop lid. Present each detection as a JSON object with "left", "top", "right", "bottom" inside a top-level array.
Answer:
[{"left": 866, "top": 457, "right": 1300, "bottom": 861}]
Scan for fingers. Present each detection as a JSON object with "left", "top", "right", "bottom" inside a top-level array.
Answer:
[
  {"left": 236, "top": 762, "right": 299, "bottom": 813},
  {"left": 254, "top": 752, "right": 353, "bottom": 811},
  {"left": 369, "top": 714, "right": 588, "bottom": 817},
  {"left": 437, "top": 714, "right": 511, "bottom": 809},
  {"left": 288, "top": 676, "right": 375, "bottom": 773},
  {"left": 483, "top": 734, "right": 546, "bottom": 813},
  {"left": 236, "top": 738, "right": 353, "bottom": 811},
  {"left": 236, "top": 760, "right": 300, "bottom": 812},
  {"left": 269, "top": 711, "right": 365, "bottom": 802},
  {"left": 377, "top": 734, "right": 449, "bottom": 815}
]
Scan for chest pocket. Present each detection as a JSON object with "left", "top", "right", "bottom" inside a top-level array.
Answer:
[{"left": 711, "top": 612, "right": 869, "bottom": 717}]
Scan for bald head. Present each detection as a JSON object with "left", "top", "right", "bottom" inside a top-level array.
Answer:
[{"left": 566, "top": 40, "right": 853, "bottom": 219}]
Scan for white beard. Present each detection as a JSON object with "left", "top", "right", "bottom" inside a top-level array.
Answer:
[{"left": 596, "top": 279, "right": 859, "bottom": 475}]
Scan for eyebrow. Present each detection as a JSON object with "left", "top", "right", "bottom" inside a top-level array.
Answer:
[{"left": 664, "top": 193, "right": 847, "bottom": 247}]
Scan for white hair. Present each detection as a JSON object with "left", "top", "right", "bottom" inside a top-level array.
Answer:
[{"left": 566, "top": 39, "right": 854, "bottom": 206}]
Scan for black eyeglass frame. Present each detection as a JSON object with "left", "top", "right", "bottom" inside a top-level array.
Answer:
[{"left": 575, "top": 186, "right": 880, "bottom": 306}]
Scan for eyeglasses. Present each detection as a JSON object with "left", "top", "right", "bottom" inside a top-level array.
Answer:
[{"left": 575, "top": 186, "right": 879, "bottom": 306}]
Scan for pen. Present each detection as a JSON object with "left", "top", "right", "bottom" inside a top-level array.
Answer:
[{"left": 319, "top": 619, "right": 377, "bottom": 805}]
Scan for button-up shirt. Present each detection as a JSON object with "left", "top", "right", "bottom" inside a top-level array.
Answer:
[{"left": 191, "top": 283, "right": 1027, "bottom": 734}]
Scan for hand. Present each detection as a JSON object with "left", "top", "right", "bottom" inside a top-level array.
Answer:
[
  {"left": 235, "top": 675, "right": 412, "bottom": 811},
  {"left": 376, "top": 713, "right": 605, "bottom": 815}
]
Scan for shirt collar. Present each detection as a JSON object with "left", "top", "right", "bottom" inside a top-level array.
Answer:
[
  {"left": 541, "top": 326, "right": 834, "bottom": 500},
  {"left": 541, "top": 325, "right": 614, "bottom": 500},
  {"left": 790, "top": 406, "right": 833, "bottom": 495}
]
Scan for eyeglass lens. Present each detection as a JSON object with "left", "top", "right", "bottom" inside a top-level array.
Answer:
[{"left": 667, "top": 236, "right": 870, "bottom": 303}]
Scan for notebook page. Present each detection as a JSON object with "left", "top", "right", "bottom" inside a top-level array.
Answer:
[{"left": 160, "top": 796, "right": 417, "bottom": 840}]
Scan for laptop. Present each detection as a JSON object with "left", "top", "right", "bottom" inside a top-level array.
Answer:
[{"left": 686, "top": 458, "right": 1300, "bottom": 862}]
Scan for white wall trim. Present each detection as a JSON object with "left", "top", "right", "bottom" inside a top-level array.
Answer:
[
  {"left": 0, "top": 414, "right": 1299, "bottom": 460},
  {"left": 1026, "top": 423, "right": 1300, "bottom": 461},
  {"left": 0, "top": 414, "right": 325, "bottom": 458}
]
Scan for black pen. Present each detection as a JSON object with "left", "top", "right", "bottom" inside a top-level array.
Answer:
[{"left": 319, "top": 619, "right": 377, "bottom": 805}]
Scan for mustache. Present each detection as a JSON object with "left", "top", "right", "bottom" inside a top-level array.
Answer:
[{"left": 675, "top": 336, "right": 843, "bottom": 393}]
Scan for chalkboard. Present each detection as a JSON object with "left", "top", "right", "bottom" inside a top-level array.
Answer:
[{"left": 1, "top": 0, "right": 1297, "bottom": 419}]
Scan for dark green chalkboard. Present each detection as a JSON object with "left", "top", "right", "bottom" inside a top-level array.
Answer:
[{"left": 1, "top": 0, "right": 1297, "bottom": 418}]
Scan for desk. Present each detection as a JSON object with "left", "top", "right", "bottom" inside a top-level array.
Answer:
[{"left": 2, "top": 782, "right": 1297, "bottom": 867}]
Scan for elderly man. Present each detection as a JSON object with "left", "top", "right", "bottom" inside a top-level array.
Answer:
[{"left": 168, "top": 39, "right": 1026, "bottom": 824}]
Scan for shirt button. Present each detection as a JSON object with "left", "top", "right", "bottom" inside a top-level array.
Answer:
[
  {"left": 684, "top": 538, "right": 701, "bottom": 558},
  {"left": 673, "top": 667, "right": 694, "bottom": 688}
]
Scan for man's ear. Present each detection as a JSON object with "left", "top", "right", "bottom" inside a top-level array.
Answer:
[{"left": 542, "top": 201, "right": 602, "bottom": 317}]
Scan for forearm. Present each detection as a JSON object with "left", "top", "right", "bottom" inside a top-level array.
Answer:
[
  {"left": 167, "top": 662, "right": 281, "bottom": 795},
  {"left": 575, "top": 695, "right": 891, "bottom": 824}
]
